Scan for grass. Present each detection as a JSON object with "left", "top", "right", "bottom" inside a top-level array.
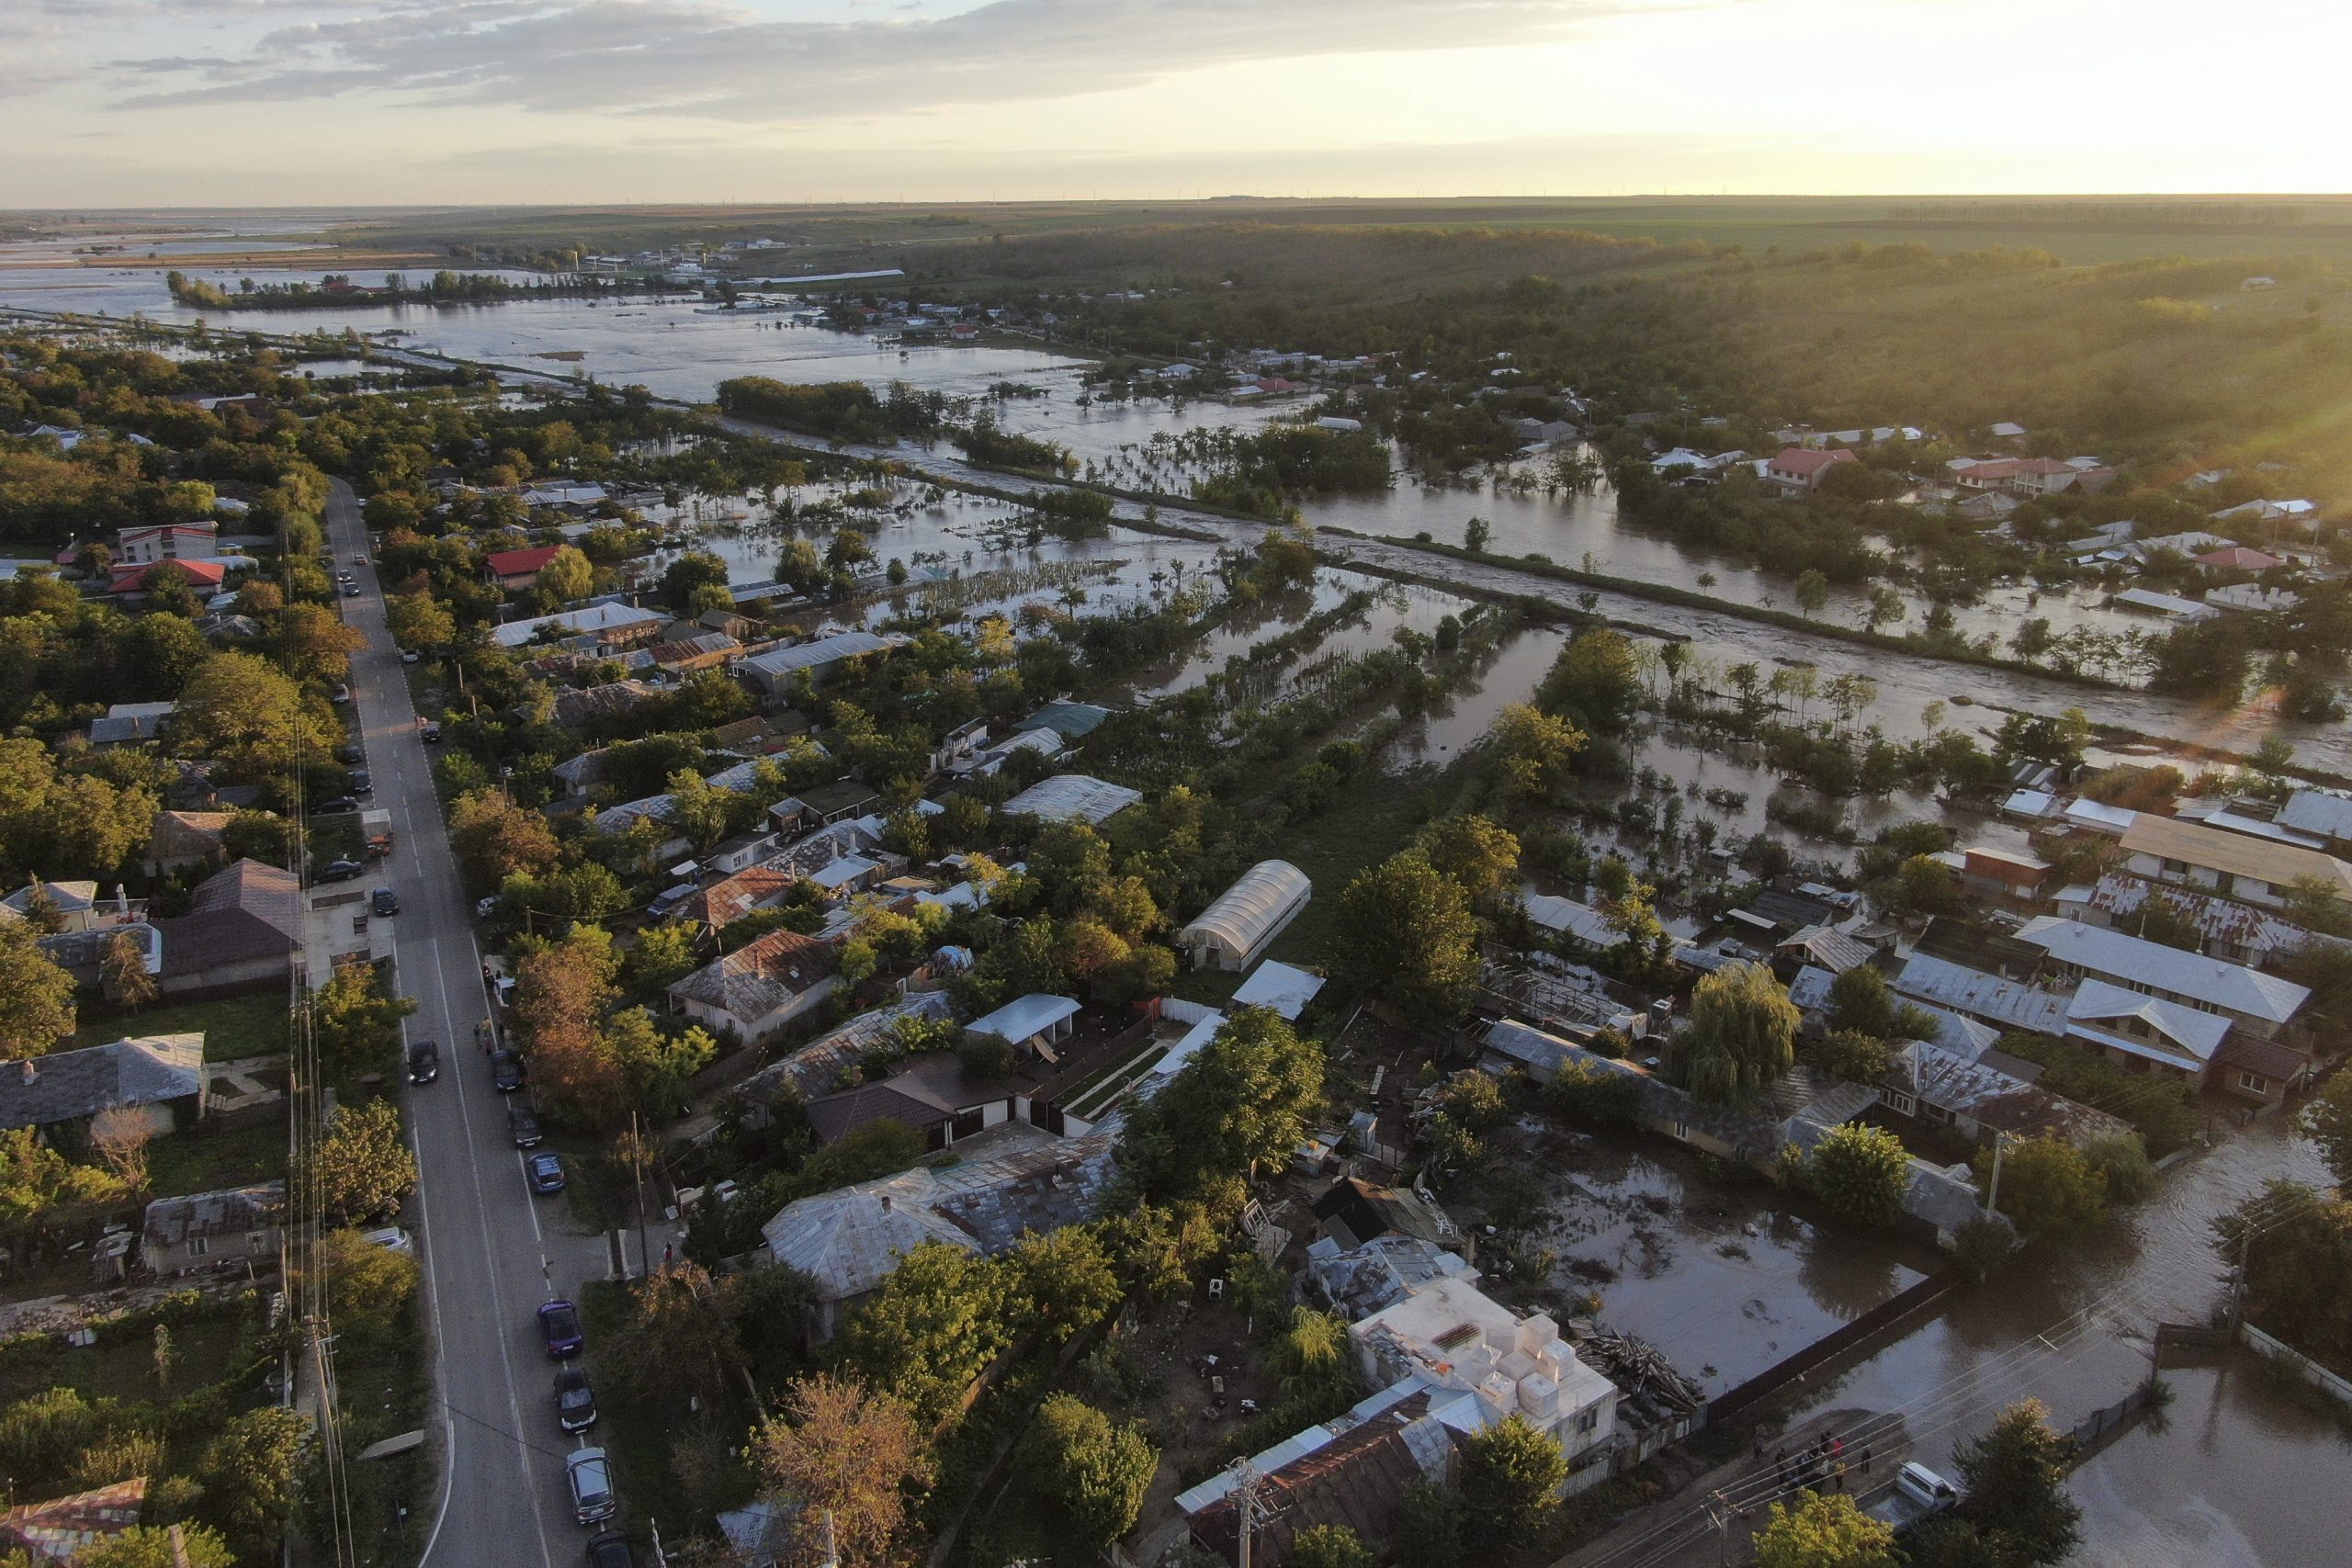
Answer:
[
  {"left": 144, "top": 1122, "right": 286, "bottom": 1198},
  {"left": 1264, "top": 752, "right": 1478, "bottom": 968},
  {"left": 0, "top": 1313, "right": 249, "bottom": 1406},
  {"left": 71, "top": 990, "right": 291, "bottom": 1060}
]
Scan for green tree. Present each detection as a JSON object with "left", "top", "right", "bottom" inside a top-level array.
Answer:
[
  {"left": 1455, "top": 1415, "right": 1568, "bottom": 1548},
  {"left": 1824, "top": 963, "right": 1936, "bottom": 1043},
  {"left": 194, "top": 1406, "right": 310, "bottom": 1556},
  {"left": 1025, "top": 1393, "right": 1158, "bottom": 1549},
  {"left": 1811, "top": 1029, "right": 1894, "bottom": 1085},
  {"left": 448, "top": 788, "right": 561, "bottom": 889},
  {"left": 1011, "top": 1225, "right": 1124, "bottom": 1345},
  {"left": 1266, "top": 1305, "right": 1354, "bottom": 1395},
  {"left": 76, "top": 1526, "right": 236, "bottom": 1568},
  {"left": 2214, "top": 1181, "right": 2352, "bottom": 1363},
  {"left": 1755, "top": 1490, "right": 1902, "bottom": 1568},
  {"left": 2302, "top": 1071, "right": 2352, "bottom": 1189},
  {"left": 1539, "top": 626, "right": 1644, "bottom": 732},
  {"left": 1127, "top": 1007, "right": 1325, "bottom": 1200},
  {"left": 0, "top": 922, "right": 77, "bottom": 1059},
  {"left": 1797, "top": 1122, "right": 1911, "bottom": 1227},
  {"left": 604, "top": 1007, "right": 718, "bottom": 1118},
  {"left": 1486, "top": 702, "right": 1587, "bottom": 800},
  {"left": 0, "top": 1128, "right": 127, "bottom": 1232},
  {"left": 1668, "top": 962, "right": 1799, "bottom": 1106},
  {"left": 307, "top": 964, "right": 416, "bottom": 1075},
  {"left": 1951, "top": 1399, "right": 2083, "bottom": 1565},
  {"left": 1289, "top": 1523, "right": 1377, "bottom": 1568},
  {"left": 1994, "top": 1136, "right": 2107, "bottom": 1238},
  {"left": 621, "top": 920, "right": 703, "bottom": 998},
  {"left": 537, "top": 544, "right": 594, "bottom": 603},
  {"left": 840, "top": 1241, "right": 1012, "bottom": 1426},
  {"left": 1794, "top": 569, "right": 1831, "bottom": 616},
  {"left": 1329, "top": 852, "right": 1482, "bottom": 1028},
  {"left": 310, "top": 1100, "right": 418, "bottom": 1225},
  {"left": 385, "top": 590, "right": 456, "bottom": 651},
  {"left": 1415, "top": 815, "right": 1521, "bottom": 903}
]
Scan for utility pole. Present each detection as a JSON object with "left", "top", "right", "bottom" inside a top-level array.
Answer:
[
  {"left": 1704, "top": 1492, "right": 1733, "bottom": 1566},
  {"left": 1236, "top": 1461, "right": 1259, "bottom": 1568},
  {"left": 1984, "top": 1128, "right": 2007, "bottom": 1216}
]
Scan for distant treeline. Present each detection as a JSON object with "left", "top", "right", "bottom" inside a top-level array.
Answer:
[
  {"left": 164, "top": 270, "right": 652, "bottom": 311},
  {"left": 714, "top": 377, "right": 951, "bottom": 444},
  {"left": 1890, "top": 201, "right": 2311, "bottom": 228}
]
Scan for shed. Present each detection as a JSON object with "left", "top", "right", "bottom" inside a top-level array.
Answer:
[
  {"left": 965, "top": 994, "right": 1081, "bottom": 1061},
  {"left": 1178, "top": 860, "right": 1312, "bottom": 971}
]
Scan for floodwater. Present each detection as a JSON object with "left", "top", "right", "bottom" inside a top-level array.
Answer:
[{"left": 1776, "top": 1117, "right": 2352, "bottom": 1568}]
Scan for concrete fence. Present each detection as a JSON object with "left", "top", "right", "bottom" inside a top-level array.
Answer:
[{"left": 2243, "top": 1322, "right": 2352, "bottom": 1407}]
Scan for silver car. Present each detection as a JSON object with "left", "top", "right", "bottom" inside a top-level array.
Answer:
[{"left": 567, "top": 1447, "right": 616, "bottom": 1525}]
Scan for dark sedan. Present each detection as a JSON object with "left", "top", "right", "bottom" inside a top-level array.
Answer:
[
  {"left": 490, "top": 1050, "right": 525, "bottom": 1092},
  {"left": 538, "top": 1300, "right": 583, "bottom": 1359},
  {"left": 555, "top": 1366, "right": 598, "bottom": 1433},
  {"left": 584, "top": 1529, "right": 632, "bottom": 1567},
  {"left": 406, "top": 1039, "right": 439, "bottom": 1085},
  {"left": 315, "top": 859, "right": 365, "bottom": 884},
  {"left": 507, "top": 1102, "right": 543, "bottom": 1148}
]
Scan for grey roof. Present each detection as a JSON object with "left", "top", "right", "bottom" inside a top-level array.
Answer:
[
  {"left": 1895, "top": 1043, "right": 2131, "bottom": 1145},
  {"left": 804, "top": 1054, "right": 1006, "bottom": 1144},
  {"left": 38, "top": 921, "right": 160, "bottom": 976},
  {"left": 1304, "top": 1235, "right": 1475, "bottom": 1319},
  {"left": 1014, "top": 701, "right": 1113, "bottom": 739},
  {"left": 0, "top": 1035, "right": 204, "bottom": 1130},
  {"left": 189, "top": 858, "right": 300, "bottom": 938},
  {"left": 2014, "top": 915, "right": 2309, "bottom": 1024},
  {"left": 966, "top": 993, "right": 1080, "bottom": 1043},
  {"left": 760, "top": 1133, "right": 1117, "bottom": 1302},
  {"left": 738, "top": 994, "right": 956, "bottom": 1109},
  {"left": 1001, "top": 773, "right": 1142, "bottom": 825},
  {"left": 2278, "top": 789, "right": 2352, "bottom": 841},
  {"left": 670, "top": 928, "right": 839, "bottom": 1022},
  {"left": 1893, "top": 953, "right": 2072, "bottom": 1035},
  {"left": 739, "top": 630, "right": 903, "bottom": 682},
  {"left": 1777, "top": 924, "right": 1875, "bottom": 975},
  {"left": 550, "top": 680, "right": 662, "bottom": 729},
  {"left": 142, "top": 1180, "right": 284, "bottom": 1249}
]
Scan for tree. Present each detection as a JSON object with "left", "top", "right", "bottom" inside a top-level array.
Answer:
[
  {"left": 194, "top": 1406, "right": 310, "bottom": 1556},
  {"left": 605, "top": 1261, "right": 748, "bottom": 1416},
  {"left": 1486, "top": 702, "right": 1586, "bottom": 800},
  {"left": 308, "top": 964, "right": 415, "bottom": 1075},
  {"left": 1026, "top": 1393, "right": 1158, "bottom": 1549},
  {"left": 0, "top": 922, "right": 77, "bottom": 1058},
  {"left": 622, "top": 920, "right": 703, "bottom": 999},
  {"left": 1824, "top": 964, "right": 1934, "bottom": 1043},
  {"left": 750, "top": 1373, "right": 931, "bottom": 1568},
  {"left": 1755, "top": 1491, "right": 1902, "bottom": 1568},
  {"left": 99, "top": 929, "right": 158, "bottom": 1013},
  {"left": 1539, "top": 626, "right": 1643, "bottom": 732},
  {"left": 2303, "top": 1070, "right": 2352, "bottom": 1189},
  {"left": 1668, "top": 962, "right": 1799, "bottom": 1106},
  {"left": 86, "top": 1109, "right": 153, "bottom": 1194},
  {"left": 1011, "top": 1225, "right": 1124, "bottom": 1345},
  {"left": 2214, "top": 1181, "right": 2352, "bottom": 1363},
  {"left": 1794, "top": 569, "right": 1831, "bottom": 616},
  {"left": 310, "top": 1100, "right": 418, "bottom": 1224},
  {"left": 0, "top": 1128, "right": 127, "bottom": 1232},
  {"left": 605, "top": 1007, "right": 717, "bottom": 1118},
  {"left": 840, "top": 1241, "right": 1012, "bottom": 1426},
  {"left": 77, "top": 1526, "right": 236, "bottom": 1568},
  {"left": 1289, "top": 1524, "right": 1377, "bottom": 1568},
  {"left": 537, "top": 544, "right": 594, "bottom": 603},
  {"left": 1329, "top": 852, "right": 1481, "bottom": 1028},
  {"left": 798, "top": 1119, "right": 926, "bottom": 1194},
  {"left": 1951, "top": 1399, "right": 2083, "bottom": 1565},
  {"left": 663, "top": 766, "right": 737, "bottom": 853},
  {"left": 1266, "top": 1305, "right": 1353, "bottom": 1395},
  {"left": 384, "top": 591, "right": 456, "bottom": 651},
  {"left": 1994, "top": 1136, "right": 2106, "bottom": 1239},
  {"left": 1455, "top": 1415, "right": 1568, "bottom": 1548},
  {"left": 275, "top": 602, "right": 366, "bottom": 684},
  {"left": 448, "top": 789, "right": 560, "bottom": 888},
  {"left": 512, "top": 926, "right": 628, "bottom": 1126},
  {"left": 1797, "top": 1122, "right": 1910, "bottom": 1227},
  {"left": 1415, "top": 815, "right": 1521, "bottom": 904},
  {"left": 1128, "top": 1007, "right": 1324, "bottom": 1200}
]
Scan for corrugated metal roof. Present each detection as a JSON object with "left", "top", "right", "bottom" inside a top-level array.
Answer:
[
  {"left": 2017, "top": 914, "right": 2310, "bottom": 1023},
  {"left": 1001, "top": 774, "right": 1141, "bottom": 825}
]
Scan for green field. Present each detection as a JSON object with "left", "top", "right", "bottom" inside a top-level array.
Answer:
[{"left": 71, "top": 989, "right": 291, "bottom": 1059}]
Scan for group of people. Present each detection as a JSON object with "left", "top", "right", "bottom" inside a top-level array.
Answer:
[{"left": 1760, "top": 1432, "right": 1872, "bottom": 1495}]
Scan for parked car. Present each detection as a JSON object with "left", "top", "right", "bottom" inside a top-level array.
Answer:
[
  {"left": 507, "top": 1102, "right": 543, "bottom": 1147},
  {"left": 401, "top": 648, "right": 421, "bottom": 663},
  {"left": 350, "top": 769, "right": 372, "bottom": 795},
  {"left": 342, "top": 583, "right": 361, "bottom": 598},
  {"left": 491, "top": 1050, "right": 526, "bottom": 1092},
  {"left": 316, "top": 795, "right": 359, "bottom": 815},
  {"left": 335, "top": 742, "right": 365, "bottom": 765},
  {"left": 538, "top": 1300, "right": 584, "bottom": 1359},
  {"left": 584, "top": 1529, "right": 632, "bottom": 1567},
  {"left": 646, "top": 884, "right": 698, "bottom": 919},
  {"left": 555, "top": 1366, "right": 598, "bottom": 1433},
  {"left": 372, "top": 886, "right": 401, "bottom": 916},
  {"left": 330, "top": 682, "right": 352, "bottom": 703},
  {"left": 315, "top": 859, "right": 365, "bottom": 884},
  {"left": 407, "top": 1039, "right": 439, "bottom": 1085},
  {"left": 421, "top": 721, "right": 443, "bottom": 742},
  {"left": 566, "top": 1447, "right": 615, "bottom": 1524},
  {"left": 475, "top": 895, "right": 500, "bottom": 919},
  {"left": 362, "top": 1226, "right": 413, "bottom": 1255},
  {"left": 1865, "top": 1463, "right": 1960, "bottom": 1530},
  {"left": 526, "top": 1152, "right": 566, "bottom": 1195}
]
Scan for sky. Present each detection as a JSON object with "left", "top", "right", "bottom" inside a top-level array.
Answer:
[{"left": 5, "top": 0, "right": 2350, "bottom": 207}]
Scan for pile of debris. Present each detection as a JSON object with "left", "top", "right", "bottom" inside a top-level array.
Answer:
[{"left": 1575, "top": 1327, "right": 1706, "bottom": 1415}]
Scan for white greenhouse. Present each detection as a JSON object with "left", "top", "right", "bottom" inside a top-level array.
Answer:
[{"left": 1178, "top": 860, "right": 1312, "bottom": 972}]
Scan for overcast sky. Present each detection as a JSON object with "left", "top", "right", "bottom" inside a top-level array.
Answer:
[{"left": 5, "top": 0, "right": 2346, "bottom": 206}]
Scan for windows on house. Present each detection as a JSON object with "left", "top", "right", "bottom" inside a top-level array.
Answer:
[
  {"left": 187, "top": 1236, "right": 209, "bottom": 1257},
  {"left": 1885, "top": 1090, "right": 1917, "bottom": 1117},
  {"left": 2238, "top": 1071, "right": 2270, "bottom": 1096}
]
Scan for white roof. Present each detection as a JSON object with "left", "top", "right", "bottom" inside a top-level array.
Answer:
[
  {"left": 2014, "top": 915, "right": 2309, "bottom": 1024},
  {"left": 966, "top": 993, "right": 1081, "bottom": 1043},
  {"left": 1179, "top": 861, "right": 1312, "bottom": 959},
  {"left": 1230, "top": 960, "right": 1325, "bottom": 1021},
  {"left": 807, "top": 855, "right": 881, "bottom": 891},
  {"left": 2003, "top": 789, "right": 2058, "bottom": 818},
  {"left": 1001, "top": 774, "right": 1142, "bottom": 826},
  {"left": 2061, "top": 798, "right": 2139, "bottom": 833},
  {"left": 738, "top": 629, "right": 904, "bottom": 681},
  {"left": 2112, "top": 588, "right": 2217, "bottom": 620},
  {"left": 491, "top": 601, "right": 662, "bottom": 648},
  {"left": 1523, "top": 893, "right": 1616, "bottom": 948},
  {"left": 2278, "top": 790, "right": 2352, "bottom": 841},
  {"left": 1151, "top": 1010, "right": 1226, "bottom": 1078},
  {"left": 2065, "top": 978, "right": 2232, "bottom": 1068}
]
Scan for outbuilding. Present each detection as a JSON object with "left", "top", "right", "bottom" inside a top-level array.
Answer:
[{"left": 1177, "top": 860, "right": 1312, "bottom": 971}]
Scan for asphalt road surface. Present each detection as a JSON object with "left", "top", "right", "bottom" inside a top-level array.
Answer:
[{"left": 325, "top": 479, "right": 620, "bottom": 1566}]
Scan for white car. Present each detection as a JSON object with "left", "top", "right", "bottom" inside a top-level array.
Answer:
[
  {"left": 361, "top": 1226, "right": 413, "bottom": 1255},
  {"left": 400, "top": 649, "right": 421, "bottom": 664}
]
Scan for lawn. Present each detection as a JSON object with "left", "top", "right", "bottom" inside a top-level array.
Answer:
[
  {"left": 145, "top": 1122, "right": 286, "bottom": 1199},
  {"left": 71, "top": 990, "right": 291, "bottom": 1060},
  {"left": 0, "top": 1311, "right": 251, "bottom": 1407}
]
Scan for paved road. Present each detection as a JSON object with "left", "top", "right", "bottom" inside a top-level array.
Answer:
[{"left": 325, "top": 479, "right": 617, "bottom": 1567}]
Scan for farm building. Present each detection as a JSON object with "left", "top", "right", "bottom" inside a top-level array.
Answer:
[{"left": 1178, "top": 860, "right": 1312, "bottom": 971}]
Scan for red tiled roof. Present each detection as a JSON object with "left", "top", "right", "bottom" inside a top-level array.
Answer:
[
  {"left": 1770, "top": 446, "right": 1856, "bottom": 478},
  {"left": 109, "top": 558, "right": 227, "bottom": 592},
  {"left": 485, "top": 545, "right": 564, "bottom": 579},
  {"left": 2196, "top": 547, "right": 2282, "bottom": 570}
]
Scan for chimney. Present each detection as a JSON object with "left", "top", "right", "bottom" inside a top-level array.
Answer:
[{"left": 878, "top": 1194, "right": 891, "bottom": 1213}]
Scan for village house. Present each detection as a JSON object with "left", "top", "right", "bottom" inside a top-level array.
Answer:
[
  {"left": 141, "top": 1180, "right": 285, "bottom": 1274},
  {"left": 758, "top": 1133, "right": 1116, "bottom": 1339},
  {"left": 1762, "top": 446, "right": 1857, "bottom": 493},
  {"left": 116, "top": 520, "right": 220, "bottom": 566},
  {"left": 481, "top": 544, "right": 567, "bottom": 591},
  {"left": 964, "top": 994, "right": 1082, "bottom": 1064},
  {"left": 87, "top": 701, "right": 179, "bottom": 749},
  {"left": 1001, "top": 773, "right": 1142, "bottom": 827},
  {"left": 736, "top": 630, "right": 907, "bottom": 695},
  {"left": 803, "top": 1053, "right": 1018, "bottom": 1153},
  {"left": 143, "top": 809, "right": 234, "bottom": 876},
  {"left": 2116, "top": 814, "right": 2352, "bottom": 916},
  {"left": 151, "top": 857, "right": 301, "bottom": 996},
  {"left": 108, "top": 558, "right": 232, "bottom": 597},
  {"left": 0, "top": 1033, "right": 207, "bottom": 1148},
  {"left": 0, "top": 1478, "right": 148, "bottom": 1562},
  {"left": 490, "top": 601, "right": 663, "bottom": 651},
  {"left": 668, "top": 927, "right": 840, "bottom": 1042},
  {"left": 3, "top": 878, "right": 121, "bottom": 932}
]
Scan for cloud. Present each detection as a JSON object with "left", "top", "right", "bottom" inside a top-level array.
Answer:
[{"left": 101, "top": 0, "right": 1621, "bottom": 119}]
